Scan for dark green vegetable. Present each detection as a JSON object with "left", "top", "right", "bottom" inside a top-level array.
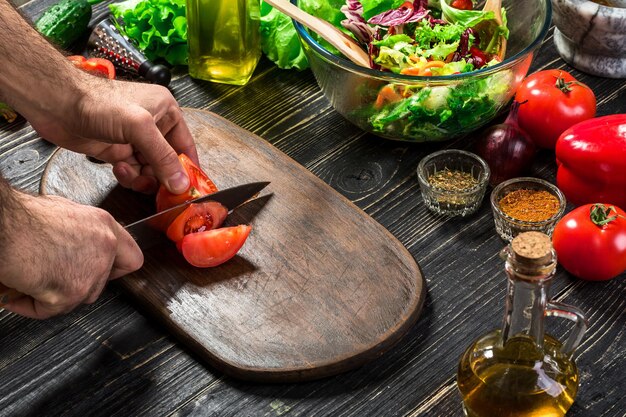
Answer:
[{"left": 35, "top": 0, "right": 102, "bottom": 48}]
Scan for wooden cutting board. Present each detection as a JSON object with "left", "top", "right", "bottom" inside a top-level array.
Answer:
[{"left": 40, "top": 108, "right": 425, "bottom": 382}]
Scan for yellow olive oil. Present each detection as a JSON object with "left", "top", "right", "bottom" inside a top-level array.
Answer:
[
  {"left": 458, "top": 331, "right": 579, "bottom": 417},
  {"left": 186, "top": 0, "right": 261, "bottom": 85}
]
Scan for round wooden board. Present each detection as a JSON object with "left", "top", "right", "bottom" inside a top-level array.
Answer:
[{"left": 40, "top": 108, "right": 426, "bottom": 382}]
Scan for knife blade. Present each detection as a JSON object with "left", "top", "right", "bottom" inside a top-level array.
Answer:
[
  {"left": 124, "top": 181, "right": 270, "bottom": 250},
  {"left": 0, "top": 181, "right": 270, "bottom": 308}
]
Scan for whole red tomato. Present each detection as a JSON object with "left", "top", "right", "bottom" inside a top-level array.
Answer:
[
  {"left": 515, "top": 70, "right": 596, "bottom": 149},
  {"left": 552, "top": 204, "right": 626, "bottom": 281}
]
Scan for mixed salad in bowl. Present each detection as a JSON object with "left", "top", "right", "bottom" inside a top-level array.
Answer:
[
  {"left": 341, "top": 0, "right": 508, "bottom": 75},
  {"left": 330, "top": 0, "right": 512, "bottom": 139},
  {"left": 281, "top": 0, "right": 546, "bottom": 141}
]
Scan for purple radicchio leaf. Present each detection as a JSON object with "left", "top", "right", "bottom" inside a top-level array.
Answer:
[
  {"left": 425, "top": 14, "right": 447, "bottom": 27},
  {"left": 367, "top": 0, "right": 430, "bottom": 27},
  {"left": 451, "top": 28, "right": 479, "bottom": 62},
  {"left": 340, "top": 0, "right": 375, "bottom": 44}
]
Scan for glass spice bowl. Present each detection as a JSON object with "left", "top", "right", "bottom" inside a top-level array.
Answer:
[
  {"left": 490, "top": 177, "right": 567, "bottom": 241},
  {"left": 417, "top": 149, "right": 490, "bottom": 217}
]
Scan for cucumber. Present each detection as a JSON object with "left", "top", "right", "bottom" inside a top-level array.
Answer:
[{"left": 35, "top": 0, "right": 96, "bottom": 49}]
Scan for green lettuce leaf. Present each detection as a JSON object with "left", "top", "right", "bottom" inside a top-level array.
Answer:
[
  {"left": 439, "top": 0, "right": 509, "bottom": 54},
  {"left": 260, "top": 0, "right": 347, "bottom": 70},
  {"left": 369, "top": 73, "right": 505, "bottom": 140},
  {"left": 110, "top": 0, "right": 188, "bottom": 66},
  {"left": 260, "top": 2, "right": 308, "bottom": 70},
  {"left": 360, "top": 0, "right": 405, "bottom": 20}
]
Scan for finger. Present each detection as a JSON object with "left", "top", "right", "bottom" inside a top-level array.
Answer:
[
  {"left": 85, "top": 275, "right": 110, "bottom": 305},
  {"left": 3, "top": 296, "right": 75, "bottom": 320},
  {"left": 109, "top": 223, "right": 144, "bottom": 280},
  {"left": 123, "top": 112, "right": 190, "bottom": 194},
  {"left": 131, "top": 175, "right": 158, "bottom": 194},
  {"left": 112, "top": 161, "right": 138, "bottom": 189},
  {"left": 164, "top": 116, "right": 199, "bottom": 166}
]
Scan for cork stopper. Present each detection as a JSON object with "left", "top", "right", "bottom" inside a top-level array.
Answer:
[{"left": 510, "top": 231, "right": 553, "bottom": 265}]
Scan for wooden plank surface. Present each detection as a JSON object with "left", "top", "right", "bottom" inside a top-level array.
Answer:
[
  {"left": 39, "top": 109, "right": 426, "bottom": 382},
  {"left": 0, "top": 0, "right": 624, "bottom": 414}
]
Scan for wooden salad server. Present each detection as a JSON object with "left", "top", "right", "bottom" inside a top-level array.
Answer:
[
  {"left": 263, "top": 0, "right": 371, "bottom": 68},
  {"left": 482, "top": 0, "right": 507, "bottom": 61}
]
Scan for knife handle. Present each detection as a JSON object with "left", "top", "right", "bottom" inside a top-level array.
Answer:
[{"left": 0, "top": 283, "right": 24, "bottom": 307}]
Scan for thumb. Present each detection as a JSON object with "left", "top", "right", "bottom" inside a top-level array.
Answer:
[{"left": 130, "top": 123, "right": 190, "bottom": 194}]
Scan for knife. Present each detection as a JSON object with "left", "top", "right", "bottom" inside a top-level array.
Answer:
[
  {"left": 0, "top": 181, "right": 270, "bottom": 308},
  {"left": 126, "top": 181, "right": 270, "bottom": 250}
]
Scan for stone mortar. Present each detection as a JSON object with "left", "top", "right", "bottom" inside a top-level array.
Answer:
[{"left": 551, "top": 0, "right": 626, "bottom": 78}]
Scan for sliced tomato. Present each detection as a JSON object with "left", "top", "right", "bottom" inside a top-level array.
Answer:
[
  {"left": 166, "top": 201, "right": 228, "bottom": 243},
  {"left": 180, "top": 225, "right": 252, "bottom": 268},
  {"left": 68, "top": 56, "right": 116, "bottom": 79},
  {"left": 156, "top": 153, "right": 218, "bottom": 213}
]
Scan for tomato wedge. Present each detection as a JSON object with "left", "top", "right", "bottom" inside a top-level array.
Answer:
[
  {"left": 180, "top": 225, "right": 252, "bottom": 268},
  {"left": 156, "top": 153, "right": 218, "bottom": 212},
  {"left": 166, "top": 201, "right": 228, "bottom": 243},
  {"left": 68, "top": 55, "right": 116, "bottom": 79}
]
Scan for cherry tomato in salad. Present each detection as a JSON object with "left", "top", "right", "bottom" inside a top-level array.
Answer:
[
  {"left": 451, "top": 0, "right": 473, "bottom": 9},
  {"left": 68, "top": 56, "right": 115, "bottom": 79},
  {"left": 514, "top": 70, "right": 596, "bottom": 149},
  {"left": 180, "top": 225, "right": 252, "bottom": 268},
  {"left": 166, "top": 201, "right": 228, "bottom": 244},
  {"left": 156, "top": 153, "right": 218, "bottom": 213},
  {"left": 552, "top": 204, "right": 626, "bottom": 281},
  {"left": 468, "top": 46, "right": 487, "bottom": 68}
]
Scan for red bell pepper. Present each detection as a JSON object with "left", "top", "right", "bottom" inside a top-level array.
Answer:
[
  {"left": 67, "top": 55, "right": 115, "bottom": 79},
  {"left": 555, "top": 114, "right": 626, "bottom": 208}
]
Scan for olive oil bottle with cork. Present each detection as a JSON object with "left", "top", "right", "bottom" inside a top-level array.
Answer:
[{"left": 457, "top": 232, "right": 588, "bottom": 417}]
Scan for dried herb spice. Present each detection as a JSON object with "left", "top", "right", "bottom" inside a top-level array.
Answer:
[
  {"left": 499, "top": 189, "right": 560, "bottom": 222},
  {"left": 427, "top": 169, "right": 481, "bottom": 207},
  {"left": 428, "top": 169, "right": 479, "bottom": 192}
]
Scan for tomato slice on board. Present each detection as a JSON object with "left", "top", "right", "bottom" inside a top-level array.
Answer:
[
  {"left": 166, "top": 201, "right": 228, "bottom": 243},
  {"left": 68, "top": 56, "right": 116, "bottom": 79},
  {"left": 156, "top": 154, "right": 218, "bottom": 212},
  {"left": 180, "top": 225, "right": 252, "bottom": 268}
]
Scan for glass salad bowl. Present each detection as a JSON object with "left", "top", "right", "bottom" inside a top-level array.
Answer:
[{"left": 293, "top": 0, "right": 551, "bottom": 142}]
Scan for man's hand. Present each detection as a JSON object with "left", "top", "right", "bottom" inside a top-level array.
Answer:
[
  {"left": 25, "top": 76, "right": 199, "bottom": 195},
  {"left": 0, "top": 191, "right": 143, "bottom": 319},
  {"left": 0, "top": 0, "right": 199, "bottom": 196}
]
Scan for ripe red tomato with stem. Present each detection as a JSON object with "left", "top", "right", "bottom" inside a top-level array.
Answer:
[
  {"left": 514, "top": 70, "right": 596, "bottom": 149},
  {"left": 552, "top": 204, "right": 626, "bottom": 281},
  {"left": 180, "top": 225, "right": 252, "bottom": 268},
  {"left": 166, "top": 201, "right": 228, "bottom": 244}
]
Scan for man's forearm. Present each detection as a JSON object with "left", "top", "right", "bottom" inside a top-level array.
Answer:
[
  {"left": 0, "top": 0, "right": 88, "bottom": 119},
  {"left": 0, "top": 175, "right": 21, "bottom": 260}
]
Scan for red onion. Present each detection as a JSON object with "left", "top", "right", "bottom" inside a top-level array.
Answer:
[{"left": 475, "top": 101, "right": 536, "bottom": 185}]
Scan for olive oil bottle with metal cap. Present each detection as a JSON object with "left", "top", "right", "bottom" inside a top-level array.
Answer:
[{"left": 457, "top": 232, "right": 588, "bottom": 417}]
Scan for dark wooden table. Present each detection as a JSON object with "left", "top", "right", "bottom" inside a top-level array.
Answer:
[{"left": 1, "top": 1, "right": 625, "bottom": 416}]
